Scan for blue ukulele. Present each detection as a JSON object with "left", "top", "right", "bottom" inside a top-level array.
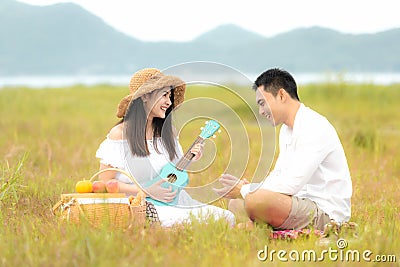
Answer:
[{"left": 145, "top": 120, "right": 221, "bottom": 206}]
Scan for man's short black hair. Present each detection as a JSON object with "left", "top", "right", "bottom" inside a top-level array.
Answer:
[{"left": 253, "top": 68, "right": 300, "bottom": 101}]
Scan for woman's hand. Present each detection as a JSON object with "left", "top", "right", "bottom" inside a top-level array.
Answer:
[
  {"left": 190, "top": 143, "right": 204, "bottom": 161},
  {"left": 145, "top": 179, "right": 177, "bottom": 203}
]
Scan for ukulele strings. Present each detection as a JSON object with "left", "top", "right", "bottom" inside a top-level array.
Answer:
[{"left": 175, "top": 136, "right": 204, "bottom": 170}]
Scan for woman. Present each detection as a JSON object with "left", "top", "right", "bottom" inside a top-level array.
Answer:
[{"left": 95, "top": 68, "right": 235, "bottom": 227}]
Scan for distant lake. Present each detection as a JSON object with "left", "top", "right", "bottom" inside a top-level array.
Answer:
[{"left": 1, "top": 72, "right": 400, "bottom": 88}]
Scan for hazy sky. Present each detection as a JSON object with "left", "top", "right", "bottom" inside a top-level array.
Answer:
[{"left": 17, "top": 0, "right": 400, "bottom": 42}]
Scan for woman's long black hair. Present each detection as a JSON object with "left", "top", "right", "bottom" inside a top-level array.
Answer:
[{"left": 122, "top": 89, "right": 177, "bottom": 161}]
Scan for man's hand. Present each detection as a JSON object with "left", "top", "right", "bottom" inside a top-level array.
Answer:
[{"left": 213, "top": 174, "right": 249, "bottom": 199}]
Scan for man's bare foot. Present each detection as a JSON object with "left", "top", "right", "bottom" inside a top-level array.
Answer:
[{"left": 236, "top": 221, "right": 254, "bottom": 230}]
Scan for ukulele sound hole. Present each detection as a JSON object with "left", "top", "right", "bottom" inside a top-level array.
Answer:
[{"left": 167, "top": 173, "right": 177, "bottom": 183}]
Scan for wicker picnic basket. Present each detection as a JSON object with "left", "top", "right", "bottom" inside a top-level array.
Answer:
[{"left": 52, "top": 168, "right": 146, "bottom": 228}]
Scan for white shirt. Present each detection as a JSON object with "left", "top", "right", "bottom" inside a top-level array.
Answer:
[{"left": 240, "top": 104, "right": 352, "bottom": 222}]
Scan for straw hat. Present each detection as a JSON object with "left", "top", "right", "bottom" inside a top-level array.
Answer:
[{"left": 116, "top": 68, "right": 186, "bottom": 118}]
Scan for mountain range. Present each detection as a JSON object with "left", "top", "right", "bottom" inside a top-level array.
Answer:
[{"left": 1, "top": 0, "right": 399, "bottom": 75}]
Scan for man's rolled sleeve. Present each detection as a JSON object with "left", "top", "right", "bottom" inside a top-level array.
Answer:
[{"left": 240, "top": 183, "right": 251, "bottom": 198}]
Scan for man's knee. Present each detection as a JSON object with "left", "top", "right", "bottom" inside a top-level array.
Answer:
[
  {"left": 244, "top": 190, "right": 274, "bottom": 220},
  {"left": 244, "top": 189, "right": 292, "bottom": 227}
]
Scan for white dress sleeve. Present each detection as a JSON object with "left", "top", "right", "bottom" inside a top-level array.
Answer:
[{"left": 95, "top": 137, "right": 125, "bottom": 169}]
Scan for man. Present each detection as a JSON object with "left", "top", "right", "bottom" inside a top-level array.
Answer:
[{"left": 214, "top": 68, "right": 352, "bottom": 230}]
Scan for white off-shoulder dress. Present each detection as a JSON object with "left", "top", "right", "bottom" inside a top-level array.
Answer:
[{"left": 95, "top": 136, "right": 235, "bottom": 227}]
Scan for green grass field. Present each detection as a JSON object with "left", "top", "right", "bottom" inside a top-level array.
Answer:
[{"left": 0, "top": 82, "right": 399, "bottom": 266}]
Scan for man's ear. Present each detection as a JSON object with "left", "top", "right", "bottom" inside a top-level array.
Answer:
[{"left": 278, "top": 88, "right": 286, "bottom": 101}]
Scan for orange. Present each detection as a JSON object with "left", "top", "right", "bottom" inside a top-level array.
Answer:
[{"left": 75, "top": 180, "right": 93, "bottom": 193}]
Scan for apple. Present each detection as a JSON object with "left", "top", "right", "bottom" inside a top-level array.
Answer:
[
  {"left": 106, "top": 180, "right": 119, "bottom": 193},
  {"left": 92, "top": 181, "right": 107, "bottom": 193}
]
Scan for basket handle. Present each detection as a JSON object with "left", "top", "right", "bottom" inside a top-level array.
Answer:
[
  {"left": 89, "top": 167, "right": 145, "bottom": 195},
  {"left": 52, "top": 200, "right": 63, "bottom": 215}
]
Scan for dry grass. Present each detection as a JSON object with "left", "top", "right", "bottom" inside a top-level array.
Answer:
[{"left": 0, "top": 82, "right": 399, "bottom": 266}]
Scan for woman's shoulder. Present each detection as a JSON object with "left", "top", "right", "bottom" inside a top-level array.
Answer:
[{"left": 108, "top": 123, "right": 124, "bottom": 140}]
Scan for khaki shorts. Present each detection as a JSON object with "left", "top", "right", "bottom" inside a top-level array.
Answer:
[{"left": 275, "top": 196, "right": 331, "bottom": 231}]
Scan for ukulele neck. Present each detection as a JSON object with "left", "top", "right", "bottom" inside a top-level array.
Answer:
[{"left": 175, "top": 136, "right": 204, "bottom": 171}]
